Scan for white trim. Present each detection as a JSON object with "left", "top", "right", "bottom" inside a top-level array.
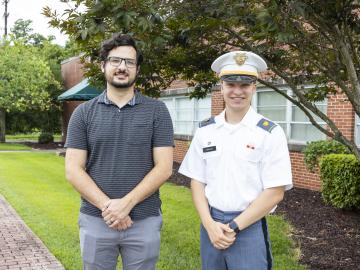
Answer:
[
  {"left": 286, "top": 89, "right": 292, "bottom": 140},
  {"left": 355, "top": 114, "right": 360, "bottom": 146}
]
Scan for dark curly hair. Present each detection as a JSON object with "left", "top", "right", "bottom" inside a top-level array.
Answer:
[{"left": 99, "top": 33, "right": 143, "bottom": 67}]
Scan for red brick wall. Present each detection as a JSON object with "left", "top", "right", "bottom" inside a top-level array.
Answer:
[
  {"left": 327, "top": 92, "right": 355, "bottom": 140},
  {"left": 211, "top": 88, "right": 224, "bottom": 116},
  {"left": 62, "top": 101, "right": 84, "bottom": 142},
  {"left": 290, "top": 91, "right": 356, "bottom": 191},
  {"left": 290, "top": 152, "right": 321, "bottom": 191},
  {"left": 174, "top": 140, "right": 190, "bottom": 163},
  {"left": 61, "top": 56, "right": 85, "bottom": 89},
  {"left": 60, "top": 56, "right": 86, "bottom": 142}
]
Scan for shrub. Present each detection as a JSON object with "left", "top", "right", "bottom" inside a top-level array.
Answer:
[
  {"left": 38, "top": 132, "right": 54, "bottom": 144},
  {"left": 303, "top": 140, "right": 349, "bottom": 172},
  {"left": 319, "top": 154, "right": 360, "bottom": 210}
]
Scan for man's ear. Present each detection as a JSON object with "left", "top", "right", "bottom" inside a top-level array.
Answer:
[
  {"left": 136, "top": 66, "right": 141, "bottom": 75},
  {"left": 251, "top": 82, "right": 257, "bottom": 93},
  {"left": 101, "top": 61, "right": 105, "bottom": 73}
]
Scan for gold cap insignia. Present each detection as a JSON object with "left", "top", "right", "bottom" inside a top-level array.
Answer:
[
  {"left": 234, "top": 53, "right": 247, "bottom": 65},
  {"left": 263, "top": 121, "right": 269, "bottom": 126}
]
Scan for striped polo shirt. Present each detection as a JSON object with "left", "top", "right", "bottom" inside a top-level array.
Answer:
[{"left": 65, "top": 90, "right": 174, "bottom": 220}]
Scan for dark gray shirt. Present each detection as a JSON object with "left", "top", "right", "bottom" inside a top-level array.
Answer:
[{"left": 65, "top": 91, "right": 174, "bottom": 220}]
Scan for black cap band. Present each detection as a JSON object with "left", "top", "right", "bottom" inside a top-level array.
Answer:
[{"left": 220, "top": 74, "right": 257, "bottom": 83}]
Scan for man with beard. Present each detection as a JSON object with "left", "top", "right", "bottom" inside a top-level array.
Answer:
[{"left": 65, "top": 34, "right": 174, "bottom": 270}]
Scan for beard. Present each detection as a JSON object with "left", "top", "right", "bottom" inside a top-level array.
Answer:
[{"left": 107, "top": 70, "right": 137, "bottom": 89}]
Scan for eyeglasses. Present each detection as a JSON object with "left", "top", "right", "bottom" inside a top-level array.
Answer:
[{"left": 106, "top": 57, "right": 137, "bottom": 68}]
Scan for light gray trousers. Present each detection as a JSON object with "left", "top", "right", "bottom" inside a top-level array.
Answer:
[{"left": 79, "top": 212, "right": 162, "bottom": 270}]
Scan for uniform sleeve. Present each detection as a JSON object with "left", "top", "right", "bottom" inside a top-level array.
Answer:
[
  {"left": 260, "top": 126, "right": 293, "bottom": 190},
  {"left": 178, "top": 130, "right": 207, "bottom": 183},
  {"left": 152, "top": 101, "right": 174, "bottom": 147},
  {"left": 64, "top": 104, "right": 88, "bottom": 150}
]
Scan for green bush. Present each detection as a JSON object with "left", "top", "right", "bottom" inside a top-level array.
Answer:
[
  {"left": 320, "top": 154, "right": 360, "bottom": 210},
  {"left": 303, "top": 140, "right": 349, "bottom": 172},
  {"left": 6, "top": 110, "right": 62, "bottom": 135},
  {"left": 38, "top": 132, "right": 54, "bottom": 144}
]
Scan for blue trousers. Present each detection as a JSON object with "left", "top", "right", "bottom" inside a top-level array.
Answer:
[{"left": 200, "top": 207, "right": 273, "bottom": 270}]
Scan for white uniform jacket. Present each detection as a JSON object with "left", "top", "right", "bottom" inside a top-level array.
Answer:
[{"left": 179, "top": 107, "right": 293, "bottom": 212}]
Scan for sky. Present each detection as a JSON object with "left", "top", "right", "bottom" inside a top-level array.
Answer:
[{"left": 0, "top": 0, "right": 78, "bottom": 46}]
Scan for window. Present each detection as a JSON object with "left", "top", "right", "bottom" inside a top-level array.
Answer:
[
  {"left": 255, "top": 87, "right": 327, "bottom": 144},
  {"left": 355, "top": 114, "right": 360, "bottom": 146},
  {"left": 256, "top": 89, "right": 287, "bottom": 131},
  {"left": 161, "top": 95, "right": 211, "bottom": 136}
]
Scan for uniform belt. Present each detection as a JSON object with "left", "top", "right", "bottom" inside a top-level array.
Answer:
[{"left": 209, "top": 205, "right": 242, "bottom": 223}]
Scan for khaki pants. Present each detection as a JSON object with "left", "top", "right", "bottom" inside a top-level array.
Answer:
[{"left": 79, "top": 212, "right": 162, "bottom": 270}]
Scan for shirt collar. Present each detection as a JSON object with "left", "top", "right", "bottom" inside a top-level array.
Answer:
[
  {"left": 214, "top": 111, "right": 226, "bottom": 128},
  {"left": 241, "top": 106, "right": 259, "bottom": 128},
  {"left": 97, "top": 89, "right": 143, "bottom": 106},
  {"left": 215, "top": 106, "right": 259, "bottom": 129}
]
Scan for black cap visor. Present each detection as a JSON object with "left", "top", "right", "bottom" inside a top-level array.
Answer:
[{"left": 220, "top": 75, "right": 257, "bottom": 83}]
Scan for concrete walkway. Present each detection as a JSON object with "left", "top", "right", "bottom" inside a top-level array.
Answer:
[{"left": 0, "top": 195, "right": 65, "bottom": 270}]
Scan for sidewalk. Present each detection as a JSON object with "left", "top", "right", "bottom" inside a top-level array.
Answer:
[{"left": 0, "top": 195, "right": 65, "bottom": 270}]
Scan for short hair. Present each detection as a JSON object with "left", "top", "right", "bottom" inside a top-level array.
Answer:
[{"left": 99, "top": 33, "right": 143, "bottom": 67}]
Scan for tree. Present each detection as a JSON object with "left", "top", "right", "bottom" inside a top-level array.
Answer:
[
  {"left": 44, "top": 0, "right": 360, "bottom": 160},
  {"left": 3, "top": 19, "right": 75, "bottom": 136},
  {"left": 43, "top": 0, "right": 173, "bottom": 95},
  {"left": 0, "top": 41, "right": 60, "bottom": 141},
  {"left": 10, "top": 19, "right": 55, "bottom": 45}
]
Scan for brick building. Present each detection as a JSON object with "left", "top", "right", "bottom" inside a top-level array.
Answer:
[{"left": 60, "top": 56, "right": 360, "bottom": 191}]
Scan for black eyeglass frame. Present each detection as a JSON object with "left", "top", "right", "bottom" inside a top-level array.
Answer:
[{"left": 106, "top": 56, "right": 137, "bottom": 68}]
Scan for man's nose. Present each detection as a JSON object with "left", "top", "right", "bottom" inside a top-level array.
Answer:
[
  {"left": 233, "top": 85, "right": 245, "bottom": 93},
  {"left": 117, "top": 60, "right": 127, "bottom": 70}
]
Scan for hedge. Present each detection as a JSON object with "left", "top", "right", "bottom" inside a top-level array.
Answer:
[
  {"left": 319, "top": 154, "right": 360, "bottom": 210},
  {"left": 303, "top": 140, "right": 349, "bottom": 172}
]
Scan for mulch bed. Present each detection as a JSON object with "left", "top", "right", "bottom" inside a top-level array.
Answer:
[
  {"left": 23, "top": 141, "right": 64, "bottom": 150},
  {"left": 169, "top": 162, "right": 360, "bottom": 270}
]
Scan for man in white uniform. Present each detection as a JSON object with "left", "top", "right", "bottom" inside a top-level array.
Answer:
[{"left": 179, "top": 51, "right": 292, "bottom": 270}]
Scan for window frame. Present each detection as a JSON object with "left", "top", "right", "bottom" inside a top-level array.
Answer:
[
  {"left": 355, "top": 113, "right": 360, "bottom": 147},
  {"left": 160, "top": 94, "right": 212, "bottom": 136},
  {"left": 254, "top": 85, "right": 327, "bottom": 144}
]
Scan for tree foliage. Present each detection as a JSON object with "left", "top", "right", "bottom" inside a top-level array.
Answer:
[
  {"left": 44, "top": 0, "right": 360, "bottom": 160},
  {"left": 0, "top": 19, "right": 74, "bottom": 138},
  {"left": 10, "top": 19, "right": 56, "bottom": 46},
  {"left": 43, "top": 0, "right": 172, "bottom": 96},
  {"left": 0, "top": 42, "right": 57, "bottom": 112}
]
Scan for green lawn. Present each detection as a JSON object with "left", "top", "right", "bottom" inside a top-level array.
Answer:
[
  {"left": 0, "top": 143, "right": 31, "bottom": 151},
  {"left": 0, "top": 152, "right": 306, "bottom": 270},
  {"left": 6, "top": 133, "right": 62, "bottom": 141}
]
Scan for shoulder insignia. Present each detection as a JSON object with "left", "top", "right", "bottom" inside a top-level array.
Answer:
[
  {"left": 256, "top": 118, "right": 277, "bottom": 133},
  {"left": 199, "top": 117, "right": 215, "bottom": 128}
]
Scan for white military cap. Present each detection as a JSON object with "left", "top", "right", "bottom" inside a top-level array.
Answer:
[{"left": 211, "top": 51, "right": 267, "bottom": 83}]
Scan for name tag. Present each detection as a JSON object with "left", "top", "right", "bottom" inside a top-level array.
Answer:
[{"left": 203, "top": 146, "right": 216, "bottom": 153}]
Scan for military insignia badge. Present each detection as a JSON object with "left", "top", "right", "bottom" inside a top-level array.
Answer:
[
  {"left": 234, "top": 53, "right": 247, "bottom": 66},
  {"left": 257, "top": 118, "right": 277, "bottom": 133}
]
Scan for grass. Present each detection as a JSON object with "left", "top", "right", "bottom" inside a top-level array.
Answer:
[
  {"left": 6, "top": 133, "right": 62, "bottom": 141},
  {"left": 0, "top": 143, "right": 31, "bottom": 151},
  {"left": 0, "top": 152, "right": 306, "bottom": 270}
]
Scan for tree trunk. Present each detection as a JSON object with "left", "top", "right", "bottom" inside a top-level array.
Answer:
[{"left": 0, "top": 109, "right": 5, "bottom": 142}]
